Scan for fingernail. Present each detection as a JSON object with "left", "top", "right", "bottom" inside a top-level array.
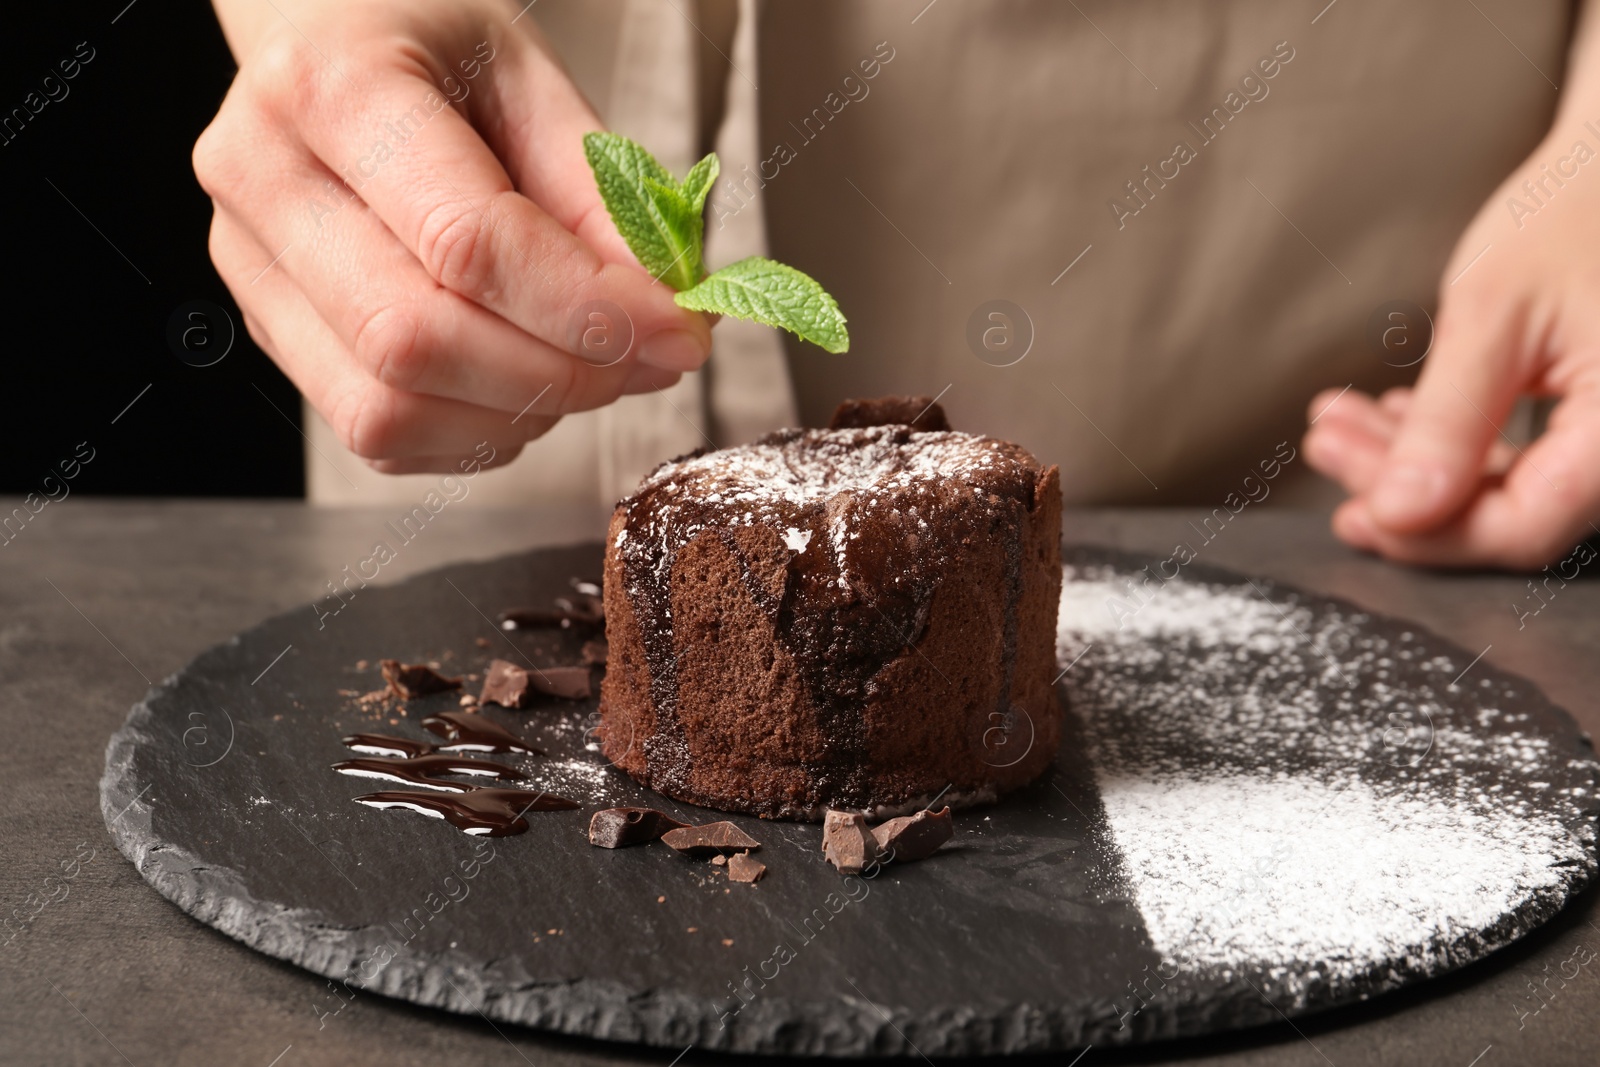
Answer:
[
  {"left": 637, "top": 330, "right": 708, "bottom": 371},
  {"left": 1303, "top": 429, "right": 1343, "bottom": 478},
  {"left": 1370, "top": 464, "right": 1448, "bottom": 527},
  {"left": 1332, "top": 501, "right": 1376, "bottom": 546}
]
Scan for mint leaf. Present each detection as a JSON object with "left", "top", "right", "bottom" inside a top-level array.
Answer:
[
  {"left": 681, "top": 153, "right": 719, "bottom": 212},
  {"left": 676, "top": 257, "right": 849, "bottom": 353},
  {"left": 640, "top": 176, "right": 704, "bottom": 288},
  {"left": 583, "top": 132, "right": 699, "bottom": 291}
]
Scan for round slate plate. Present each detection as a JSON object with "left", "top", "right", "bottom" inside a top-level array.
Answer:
[{"left": 99, "top": 544, "right": 1600, "bottom": 1057}]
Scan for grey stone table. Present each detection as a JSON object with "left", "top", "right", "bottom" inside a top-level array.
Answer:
[{"left": 2, "top": 500, "right": 1597, "bottom": 1067}]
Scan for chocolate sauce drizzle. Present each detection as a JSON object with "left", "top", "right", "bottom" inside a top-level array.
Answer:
[
  {"left": 420, "top": 710, "right": 543, "bottom": 754},
  {"left": 341, "top": 732, "right": 436, "bottom": 758},
  {"left": 333, "top": 753, "right": 526, "bottom": 791},
  {"left": 354, "top": 788, "right": 578, "bottom": 836},
  {"left": 613, "top": 423, "right": 1041, "bottom": 808},
  {"left": 336, "top": 720, "right": 573, "bottom": 836}
]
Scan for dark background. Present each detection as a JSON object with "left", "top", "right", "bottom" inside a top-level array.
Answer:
[{"left": 0, "top": 0, "right": 303, "bottom": 497}]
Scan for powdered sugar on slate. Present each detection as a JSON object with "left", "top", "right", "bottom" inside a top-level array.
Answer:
[
  {"left": 1056, "top": 562, "right": 1598, "bottom": 994},
  {"left": 525, "top": 755, "right": 617, "bottom": 806}
]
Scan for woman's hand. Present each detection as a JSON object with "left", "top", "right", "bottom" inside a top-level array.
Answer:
[
  {"left": 195, "top": 0, "right": 712, "bottom": 474},
  {"left": 1304, "top": 114, "right": 1600, "bottom": 568}
]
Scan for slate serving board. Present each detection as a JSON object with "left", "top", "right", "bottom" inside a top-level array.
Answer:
[{"left": 99, "top": 543, "right": 1600, "bottom": 1057}]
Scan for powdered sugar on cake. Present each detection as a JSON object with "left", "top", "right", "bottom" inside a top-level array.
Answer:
[
  {"left": 1056, "top": 563, "right": 1598, "bottom": 992},
  {"left": 619, "top": 425, "right": 1030, "bottom": 588},
  {"left": 633, "top": 427, "right": 1007, "bottom": 506}
]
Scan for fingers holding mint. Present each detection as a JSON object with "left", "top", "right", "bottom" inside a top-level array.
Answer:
[
  {"left": 196, "top": 0, "right": 839, "bottom": 483},
  {"left": 195, "top": 4, "right": 714, "bottom": 478},
  {"left": 280, "top": 71, "right": 707, "bottom": 373}
]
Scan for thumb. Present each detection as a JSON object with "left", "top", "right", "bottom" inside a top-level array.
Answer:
[{"left": 1365, "top": 295, "right": 1527, "bottom": 532}]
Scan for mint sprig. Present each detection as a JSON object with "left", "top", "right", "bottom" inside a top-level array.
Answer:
[{"left": 582, "top": 131, "right": 849, "bottom": 354}]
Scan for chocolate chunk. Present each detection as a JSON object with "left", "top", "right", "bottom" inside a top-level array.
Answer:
[
  {"left": 529, "top": 665, "right": 593, "bottom": 700},
  {"left": 661, "top": 822, "right": 761, "bottom": 856},
  {"left": 380, "top": 659, "right": 462, "bottom": 700},
  {"left": 821, "top": 809, "right": 878, "bottom": 874},
  {"left": 828, "top": 396, "right": 950, "bottom": 433},
  {"left": 480, "top": 660, "right": 592, "bottom": 704},
  {"left": 870, "top": 806, "right": 954, "bottom": 862},
  {"left": 581, "top": 639, "right": 609, "bottom": 667},
  {"left": 710, "top": 854, "right": 727, "bottom": 867},
  {"left": 727, "top": 851, "right": 766, "bottom": 884},
  {"left": 588, "top": 807, "right": 689, "bottom": 848},
  {"left": 480, "top": 659, "right": 535, "bottom": 709}
]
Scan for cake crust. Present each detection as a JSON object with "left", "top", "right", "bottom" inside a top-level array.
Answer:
[{"left": 600, "top": 408, "right": 1062, "bottom": 820}]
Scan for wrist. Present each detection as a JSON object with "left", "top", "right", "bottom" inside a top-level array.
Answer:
[{"left": 209, "top": 0, "right": 334, "bottom": 63}]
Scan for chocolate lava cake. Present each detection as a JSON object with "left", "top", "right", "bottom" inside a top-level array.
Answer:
[{"left": 598, "top": 396, "right": 1063, "bottom": 819}]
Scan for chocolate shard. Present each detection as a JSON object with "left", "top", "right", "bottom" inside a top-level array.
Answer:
[
  {"left": 480, "top": 659, "right": 535, "bottom": 709},
  {"left": 821, "top": 809, "right": 878, "bottom": 874},
  {"left": 581, "top": 639, "right": 609, "bottom": 667},
  {"left": 828, "top": 396, "right": 950, "bottom": 433},
  {"left": 380, "top": 659, "right": 462, "bottom": 700},
  {"left": 870, "top": 806, "right": 954, "bottom": 862},
  {"left": 727, "top": 851, "right": 766, "bottom": 884},
  {"left": 588, "top": 807, "right": 689, "bottom": 849},
  {"left": 480, "top": 660, "right": 593, "bottom": 704},
  {"left": 529, "top": 665, "right": 593, "bottom": 700},
  {"left": 660, "top": 822, "right": 761, "bottom": 856}
]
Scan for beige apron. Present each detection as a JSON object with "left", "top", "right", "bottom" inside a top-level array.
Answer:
[{"left": 307, "top": 0, "right": 1570, "bottom": 508}]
